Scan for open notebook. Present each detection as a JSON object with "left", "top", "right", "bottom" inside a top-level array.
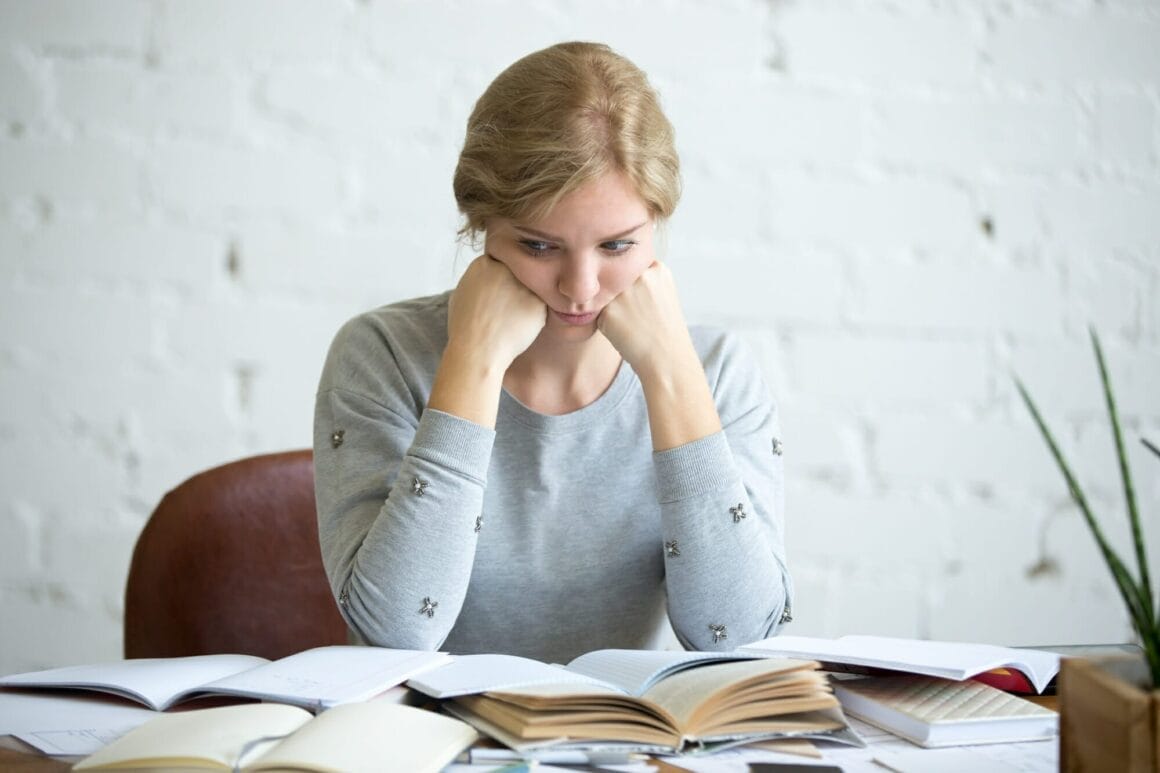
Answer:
[{"left": 0, "top": 646, "right": 450, "bottom": 711}]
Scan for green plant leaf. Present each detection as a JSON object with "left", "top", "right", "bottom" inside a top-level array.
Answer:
[
  {"left": 1090, "top": 328, "right": 1154, "bottom": 623},
  {"left": 1014, "top": 379, "right": 1144, "bottom": 621},
  {"left": 1016, "top": 360, "right": 1160, "bottom": 688}
]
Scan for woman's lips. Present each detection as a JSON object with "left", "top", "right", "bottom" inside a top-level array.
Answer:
[{"left": 553, "top": 310, "right": 597, "bottom": 325}]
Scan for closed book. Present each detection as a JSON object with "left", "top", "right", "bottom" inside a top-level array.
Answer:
[{"left": 832, "top": 674, "right": 1058, "bottom": 748}]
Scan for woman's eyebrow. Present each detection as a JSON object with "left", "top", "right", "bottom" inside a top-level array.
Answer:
[{"left": 513, "top": 221, "right": 649, "bottom": 243}]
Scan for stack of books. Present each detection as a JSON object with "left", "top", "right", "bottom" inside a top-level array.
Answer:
[
  {"left": 0, "top": 634, "right": 1067, "bottom": 768},
  {"left": 739, "top": 634, "right": 1062, "bottom": 748}
]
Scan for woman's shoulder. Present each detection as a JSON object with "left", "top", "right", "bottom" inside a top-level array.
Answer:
[
  {"left": 344, "top": 291, "right": 449, "bottom": 336},
  {"left": 330, "top": 291, "right": 450, "bottom": 354},
  {"left": 319, "top": 292, "right": 450, "bottom": 396},
  {"left": 687, "top": 324, "right": 773, "bottom": 404},
  {"left": 687, "top": 324, "right": 751, "bottom": 369}
]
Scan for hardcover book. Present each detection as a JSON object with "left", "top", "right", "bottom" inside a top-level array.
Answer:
[
  {"left": 832, "top": 674, "right": 1058, "bottom": 748},
  {"left": 407, "top": 648, "right": 849, "bottom": 754}
]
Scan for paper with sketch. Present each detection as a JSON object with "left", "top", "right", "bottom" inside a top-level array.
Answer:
[
  {"left": 0, "top": 645, "right": 450, "bottom": 711},
  {"left": 0, "top": 690, "right": 156, "bottom": 755},
  {"left": 739, "top": 635, "right": 1060, "bottom": 694}
]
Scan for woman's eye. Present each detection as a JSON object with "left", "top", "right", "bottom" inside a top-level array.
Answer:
[
  {"left": 519, "top": 240, "right": 554, "bottom": 256},
  {"left": 601, "top": 240, "right": 636, "bottom": 255}
]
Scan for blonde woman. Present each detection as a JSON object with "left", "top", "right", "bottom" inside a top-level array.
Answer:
[{"left": 313, "top": 42, "right": 791, "bottom": 663}]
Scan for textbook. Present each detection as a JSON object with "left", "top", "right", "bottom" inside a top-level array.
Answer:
[
  {"left": 740, "top": 635, "right": 1060, "bottom": 694},
  {"left": 0, "top": 645, "right": 449, "bottom": 711},
  {"left": 407, "top": 648, "right": 847, "bottom": 754},
  {"left": 73, "top": 700, "right": 479, "bottom": 772},
  {"left": 831, "top": 674, "right": 1058, "bottom": 748}
]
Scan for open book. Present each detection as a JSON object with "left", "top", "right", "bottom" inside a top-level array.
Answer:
[
  {"left": 0, "top": 645, "right": 449, "bottom": 711},
  {"left": 406, "top": 649, "right": 847, "bottom": 754},
  {"left": 831, "top": 674, "right": 1058, "bottom": 748},
  {"left": 740, "top": 635, "right": 1061, "bottom": 694},
  {"left": 73, "top": 700, "right": 478, "bottom": 772}
]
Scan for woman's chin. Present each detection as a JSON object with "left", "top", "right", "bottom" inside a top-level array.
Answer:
[{"left": 545, "top": 319, "right": 600, "bottom": 344}]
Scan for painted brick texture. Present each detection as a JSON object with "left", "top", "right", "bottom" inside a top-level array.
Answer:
[{"left": 0, "top": 0, "right": 1157, "bottom": 673}]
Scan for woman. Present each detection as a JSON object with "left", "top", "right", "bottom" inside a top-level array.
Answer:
[{"left": 313, "top": 41, "right": 791, "bottom": 664}]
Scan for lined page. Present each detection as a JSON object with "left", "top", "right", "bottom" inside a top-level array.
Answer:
[
  {"left": 0, "top": 654, "right": 268, "bottom": 710},
  {"left": 203, "top": 646, "right": 451, "bottom": 708},
  {"left": 406, "top": 654, "right": 604, "bottom": 699},
  {"left": 565, "top": 650, "right": 764, "bottom": 696}
]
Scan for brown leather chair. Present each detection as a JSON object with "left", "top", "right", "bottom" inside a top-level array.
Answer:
[{"left": 124, "top": 450, "right": 348, "bottom": 660}]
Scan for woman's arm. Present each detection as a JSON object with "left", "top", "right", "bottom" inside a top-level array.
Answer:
[
  {"left": 599, "top": 264, "right": 792, "bottom": 650},
  {"left": 314, "top": 259, "right": 545, "bottom": 650},
  {"left": 652, "top": 369, "right": 792, "bottom": 651},
  {"left": 598, "top": 261, "right": 720, "bottom": 451},
  {"left": 428, "top": 255, "right": 546, "bottom": 428},
  {"left": 315, "top": 349, "right": 495, "bottom": 650}
]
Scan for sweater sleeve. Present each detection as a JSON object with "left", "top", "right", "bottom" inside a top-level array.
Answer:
[
  {"left": 655, "top": 331, "right": 792, "bottom": 651},
  {"left": 313, "top": 316, "right": 495, "bottom": 650}
]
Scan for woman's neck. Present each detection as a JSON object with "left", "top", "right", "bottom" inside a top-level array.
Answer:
[{"left": 503, "top": 332, "right": 623, "bottom": 416}]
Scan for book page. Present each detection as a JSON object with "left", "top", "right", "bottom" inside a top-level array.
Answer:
[
  {"left": 73, "top": 703, "right": 311, "bottom": 770},
  {"left": 0, "top": 654, "right": 269, "bottom": 710},
  {"left": 202, "top": 645, "right": 451, "bottom": 708},
  {"left": 0, "top": 689, "right": 157, "bottom": 741},
  {"left": 641, "top": 658, "right": 833, "bottom": 730},
  {"left": 564, "top": 649, "right": 764, "bottom": 696},
  {"left": 248, "top": 701, "right": 478, "bottom": 773},
  {"left": 406, "top": 654, "right": 605, "bottom": 698}
]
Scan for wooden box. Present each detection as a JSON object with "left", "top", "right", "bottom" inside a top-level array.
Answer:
[{"left": 1060, "top": 655, "right": 1160, "bottom": 772}]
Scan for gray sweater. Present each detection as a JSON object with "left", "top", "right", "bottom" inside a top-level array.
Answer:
[{"left": 313, "top": 292, "right": 792, "bottom": 664}]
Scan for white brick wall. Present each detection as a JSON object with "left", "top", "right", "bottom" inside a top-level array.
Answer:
[{"left": 1, "top": 0, "right": 1157, "bottom": 674}]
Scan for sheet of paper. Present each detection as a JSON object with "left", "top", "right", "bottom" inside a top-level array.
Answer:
[
  {"left": 204, "top": 645, "right": 451, "bottom": 708},
  {"left": 15, "top": 727, "right": 133, "bottom": 756},
  {"left": 406, "top": 654, "right": 603, "bottom": 698},
  {"left": 750, "top": 738, "right": 821, "bottom": 758},
  {"left": 657, "top": 717, "right": 1057, "bottom": 773},
  {"left": 875, "top": 747, "right": 1024, "bottom": 773},
  {"left": 0, "top": 690, "right": 157, "bottom": 736}
]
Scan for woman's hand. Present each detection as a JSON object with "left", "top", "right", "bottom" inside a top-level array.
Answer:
[
  {"left": 599, "top": 261, "right": 722, "bottom": 450},
  {"left": 597, "top": 261, "right": 690, "bottom": 377},
  {"left": 447, "top": 254, "right": 547, "bottom": 371},
  {"left": 429, "top": 255, "right": 545, "bottom": 429}
]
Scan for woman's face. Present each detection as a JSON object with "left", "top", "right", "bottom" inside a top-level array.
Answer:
[{"left": 485, "top": 171, "right": 655, "bottom": 343}]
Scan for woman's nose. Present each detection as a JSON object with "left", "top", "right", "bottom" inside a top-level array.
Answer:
[{"left": 557, "top": 255, "right": 599, "bottom": 305}]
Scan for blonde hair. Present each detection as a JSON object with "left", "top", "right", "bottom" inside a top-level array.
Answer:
[{"left": 453, "top": 42, "right": 681, "bottom": 242}]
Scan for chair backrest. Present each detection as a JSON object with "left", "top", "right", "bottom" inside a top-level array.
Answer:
[{"left": 124, "top": 450, "right": 348, "bottom": 660}]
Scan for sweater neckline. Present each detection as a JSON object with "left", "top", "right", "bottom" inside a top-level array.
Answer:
[{"left": 498, "top": 359, "right": 637, "bottom": 434}]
